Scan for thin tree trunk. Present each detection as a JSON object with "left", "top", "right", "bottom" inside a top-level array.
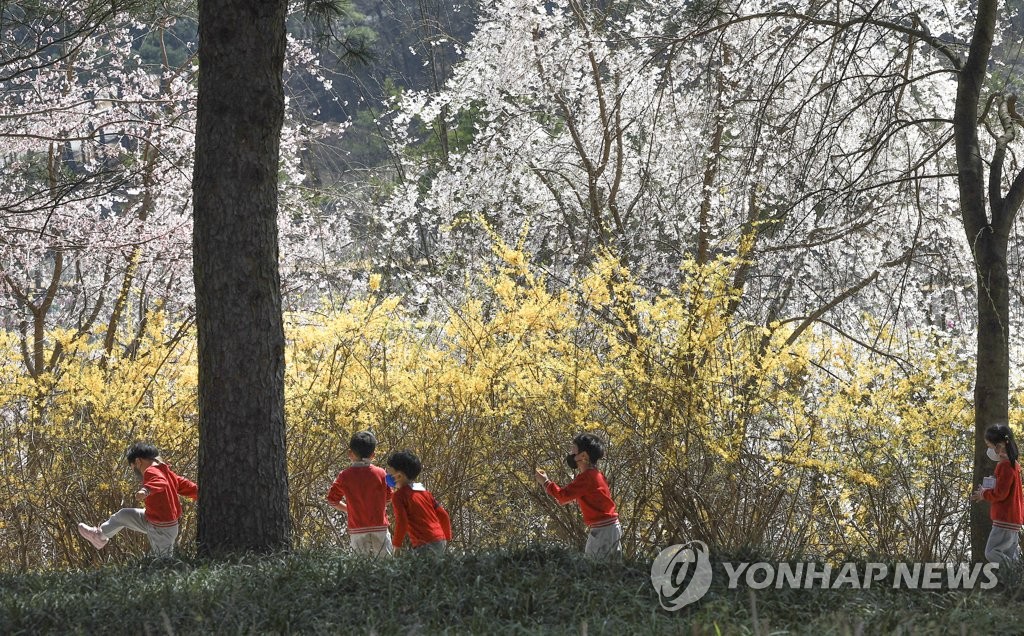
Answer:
[
  {"left": 192, "top": 0, "right": 292, "bottom": 555},
  {"left": 971, "top": 236, "right": 1010, "bottom": 560}
]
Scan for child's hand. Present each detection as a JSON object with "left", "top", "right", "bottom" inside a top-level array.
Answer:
[
  {"left": 970, "top": 485, "right": 986, "bottom": 502},
  {"left": 534, "top": 468, "right": 548, "bottom": 485},
  {"left": 135, "top": 487, "right": 150, "bottom": 503},
  {"left": 328, "top": 501, "right": 348, "bottom": 513}
]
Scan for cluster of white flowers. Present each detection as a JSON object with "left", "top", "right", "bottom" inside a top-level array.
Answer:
[{"left": 375, "top": 0, "right": 997, "bottom": 353}]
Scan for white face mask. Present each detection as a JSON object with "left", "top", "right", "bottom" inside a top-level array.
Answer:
[{"left": 987, "top": 447, "right": 1001, "bottom": 462}]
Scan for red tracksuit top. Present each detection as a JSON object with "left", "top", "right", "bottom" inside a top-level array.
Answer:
[
  {"left": 325, "top": 461, "right": 392, "bottom": 534},
  {"left": 391, "top": 483, "right": 452, "bottom": 548},
  {"left": 545, "top": 467, "right": 619, "bottom": 528},
  {"left": 142, "top": 463, "right": 198, "bottom": 527},
  {"left": 984, "top": 459, "right": 1024, "bottom": 531}
]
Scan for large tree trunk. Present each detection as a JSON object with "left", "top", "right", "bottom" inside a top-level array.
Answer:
[
  {"left": 192, "top": 0, "right": 292, "bottom": 555},
  {"left": 953, "top": 0, "right": 1015, "bottom": 562}
]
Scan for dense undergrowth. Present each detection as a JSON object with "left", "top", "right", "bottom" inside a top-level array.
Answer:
[{"left": 2, "top": 546, "right": 1023, "bottom": 635}]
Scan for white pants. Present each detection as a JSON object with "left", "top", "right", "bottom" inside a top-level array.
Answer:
[
  {"left": 100, "top": 508, "right": 179, "bottom": 557},
  {"left": 585, "top": 522, "right": 622, "bottom": 559},
  {"left": 985, "top": 526, "right": 1021, "bottom": 565},
  {"left": 350, "top": 530, "right": 393, "bottom": 557}
]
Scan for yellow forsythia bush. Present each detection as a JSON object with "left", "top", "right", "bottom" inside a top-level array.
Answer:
[
  {"left": 0, "top": 245, "right": 1013, "bottom": 570},
  {"left": 0, "top": 312, "right": 199, "bottom": 568}
]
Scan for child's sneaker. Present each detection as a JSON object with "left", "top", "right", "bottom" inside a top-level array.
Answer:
[{"left": 77, "top": 523, "right": 108, "bottom": 549}]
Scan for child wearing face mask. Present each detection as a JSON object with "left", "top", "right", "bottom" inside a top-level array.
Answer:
[
  {"left": 534, "top": 432, "right": 621, "bottom": 559},
  {"left": 971, "top": 423, "right": 1023, "bottom": 564},
  {"left": 77, "top": 442, "right": 198, "bottom": 557}
]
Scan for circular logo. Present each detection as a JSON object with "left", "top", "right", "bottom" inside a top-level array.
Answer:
[{"left": 650, "top": 541, "right": 713, "bottom": 611}]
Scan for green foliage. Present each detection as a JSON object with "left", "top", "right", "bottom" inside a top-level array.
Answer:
[
  {"left": 412, "top": 99, "right": 483, "bottom": 166},
  {"left": 0, "top": 548, "right": 1021, "bottom": 635},
  {"left": 299, "top": 0, "right": 375, "bottom": 59},
  {"left": 135, "top": 18, "right": 197, "bottom": 71}
]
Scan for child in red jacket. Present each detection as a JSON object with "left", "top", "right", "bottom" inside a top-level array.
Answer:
[
  {"left": 535, "top": 432, "right": 621, "bottom": 559},
  {"left": 326, "top": 431, "right": 393, "bottom": 557},
  {"left": 972, "top": 423, "right": 1023, "bottom": 564},
  {"left": 78, "top": 442, "right": 198, "bottom": 557},
  {"left": 386, "top": 450, "right": 451, "bottom": 554}
]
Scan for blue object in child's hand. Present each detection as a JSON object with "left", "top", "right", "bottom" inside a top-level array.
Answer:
[{"left": 385, "top": 474, "right": 397, "bottom": 488}]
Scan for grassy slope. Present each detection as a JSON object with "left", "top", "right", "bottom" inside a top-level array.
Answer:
[{"left": 1, "top": 547, "right": 1023, "bottom": 635}]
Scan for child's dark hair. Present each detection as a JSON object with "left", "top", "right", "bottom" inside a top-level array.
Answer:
[
  {"left": 387, "top": 450, "right": 422, "bottom": 480},
  {"left": 349, "top": 431, "right": 377, "bottom": 459},
  {"left": 126, "top": 442, "right": 159, "bottom": 464},
  {"left": 985, "top": 424, "right": 1019, "bottom": 466},
  {"left": 573, "top": 432, "right": 606, "bottom": 464}
]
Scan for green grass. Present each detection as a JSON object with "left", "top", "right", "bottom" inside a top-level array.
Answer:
[{"left": 1, "top": 546, "right": 1023, "bottom": 634}]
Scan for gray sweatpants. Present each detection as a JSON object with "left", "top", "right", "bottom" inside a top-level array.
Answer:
[
  {"left": 985, "top": 526, "right": 1021, "bottom": 565},
  {"left": 350, "top": 530, "right": 393, "bottom": 557},
  {"left": 100, "top": 508, "right": 179, "bottom": 557},
  {"left": 585, "top": 522, "right": 622, "bottom": 559},
  {"left": 413, "top": 540, "right": 447, "bottom": 555}
]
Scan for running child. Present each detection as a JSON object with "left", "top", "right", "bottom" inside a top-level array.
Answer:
[{"left": 77, "top": 442, "right": 198, "bottom": 557}]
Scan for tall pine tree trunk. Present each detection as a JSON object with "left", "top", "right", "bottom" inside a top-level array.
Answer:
[{"left": 192, "top": 0, "right": 292, "bottom": 555}]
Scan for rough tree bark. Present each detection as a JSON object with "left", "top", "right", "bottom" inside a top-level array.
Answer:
[
  {"left": 954, "top": 0, "right": 1023, "bottom": 562},
  {"left": 192, "top": 0, "right": 292, "bottom": 555}
]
